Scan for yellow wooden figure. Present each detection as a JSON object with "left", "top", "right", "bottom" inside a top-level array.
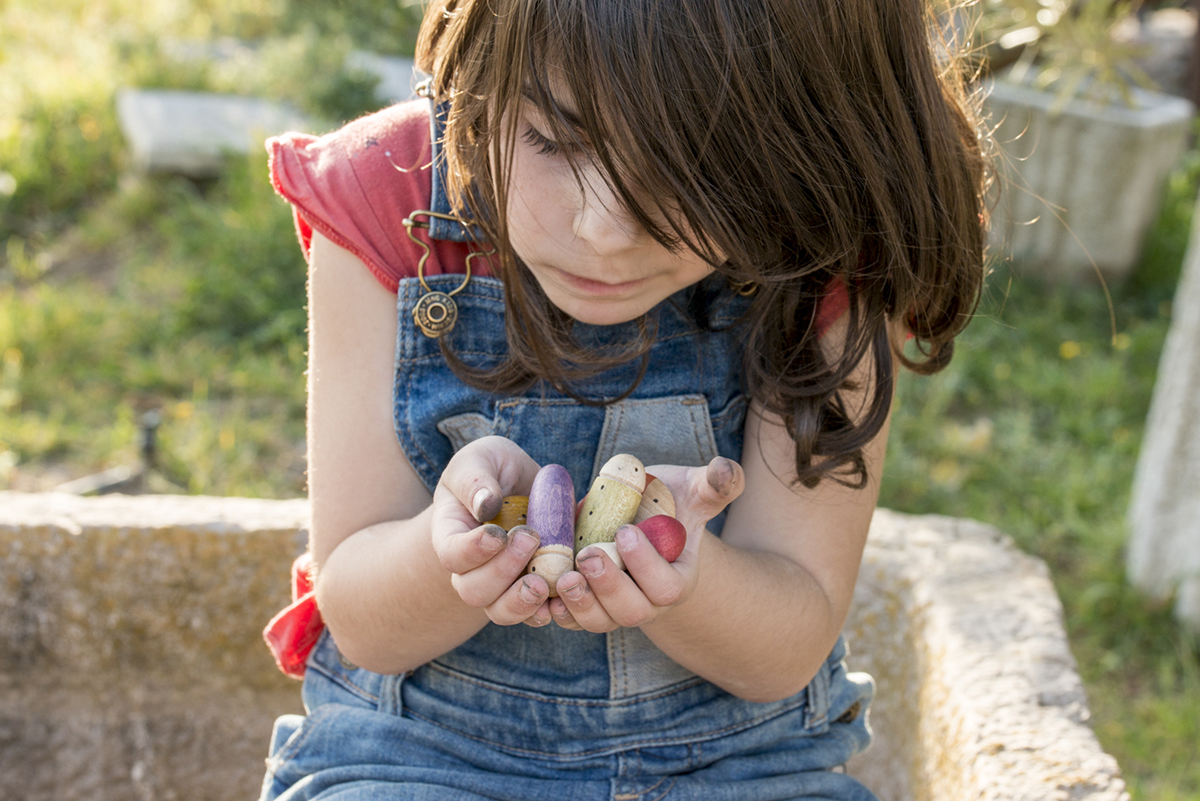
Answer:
[
  {"left": 575, "top": 454, "right": 646, "bottom": 568},
  {"left": 486, "top": 496, "right": 528, "bottom": 530}
]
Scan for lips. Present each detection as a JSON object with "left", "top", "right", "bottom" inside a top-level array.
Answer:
[{"left": 552, "top": 266, "right": 648, "bottom": 296}]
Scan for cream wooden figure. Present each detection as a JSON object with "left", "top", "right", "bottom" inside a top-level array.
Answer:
[{"left": 575, "top": 454, "right": 646, "bottom": 569}]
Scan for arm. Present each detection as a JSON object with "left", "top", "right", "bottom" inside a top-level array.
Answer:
[
  {"left": 306, "top": 232, "right": 550, "bottom": 673},
  {"left": 550, "top": 316, "right": 899, "bottom": 703}
]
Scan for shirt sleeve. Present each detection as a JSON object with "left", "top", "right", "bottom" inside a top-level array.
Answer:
[{"left": 266, "top": 100, "right": 483, "bottom": 292}]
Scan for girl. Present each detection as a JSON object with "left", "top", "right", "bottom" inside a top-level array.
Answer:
[{"left": 260, "top": 0, "right": 989, "bottom": 799}]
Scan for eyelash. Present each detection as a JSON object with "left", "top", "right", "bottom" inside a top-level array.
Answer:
[{"left": 521, "top": 125, "right": 565, "bottom": 156}]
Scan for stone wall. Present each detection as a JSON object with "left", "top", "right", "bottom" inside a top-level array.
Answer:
[{"left": 0, "top": 492, "right": 1128, "bottom": 801}]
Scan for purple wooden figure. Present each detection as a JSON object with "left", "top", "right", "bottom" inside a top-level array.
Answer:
[{"left": 524, "top": 463, "right": 576, "bottom": 597}]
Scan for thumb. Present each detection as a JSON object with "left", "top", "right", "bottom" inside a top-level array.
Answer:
[{"left": 667, "top": 456, "right": 746, "bottom": 532}]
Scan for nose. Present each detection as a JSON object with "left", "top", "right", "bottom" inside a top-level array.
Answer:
[{"left": 571, "top": 166, "right": 646, "bottom": 256}]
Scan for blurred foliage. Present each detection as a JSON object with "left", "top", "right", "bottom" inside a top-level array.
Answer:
[
  {"left": 0, "top": 0, "right": 421, "bottom": 249},
  {"left": 0, "top": 149, "right": 308, "bottom": 496},
  {"left": 973, "top": 0, "right": 1164, "bottom": 105},
  {"left": 156, "top": 156, "right": 307, "bottom": 347}
]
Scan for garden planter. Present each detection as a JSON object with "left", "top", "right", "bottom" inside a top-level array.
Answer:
[{"left": 985, "top": 75, "right": 1194, "bottom": 284}]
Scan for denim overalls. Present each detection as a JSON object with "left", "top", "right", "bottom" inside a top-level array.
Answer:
[{"left": 259, "top": 104, "right": 878, "bottom": 801}]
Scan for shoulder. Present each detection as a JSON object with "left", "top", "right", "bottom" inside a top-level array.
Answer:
[
  {"left": 268, "top": 101, "right": 481, "bottom": 291},
  {"left": 268, "top": 100, "right": 433, "bottom": 199}
]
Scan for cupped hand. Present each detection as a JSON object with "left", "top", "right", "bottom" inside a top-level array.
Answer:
[
  {"left": 549, "top": 455, "right": 745, "bottom": 632},
  {"left": 430, "top": 436, "right": 553, "bottom": 627}
]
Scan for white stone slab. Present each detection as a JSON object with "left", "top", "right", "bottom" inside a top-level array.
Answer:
[
  {"left": 116, "top": 88, "right": 314, "bottom": 176},
  {"left": 986, "top": 76, "right": 1194, "bottom": 284},
  {"left": 1128, "top": 188, "right": 1200, "bottom": 629},
  {"left": 346, "top": 51, "right": 421, "bottom": 104}
]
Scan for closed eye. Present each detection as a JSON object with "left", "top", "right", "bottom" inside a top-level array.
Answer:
[{"left": 521, "top": 124, "right": 567, "bottom": 157}]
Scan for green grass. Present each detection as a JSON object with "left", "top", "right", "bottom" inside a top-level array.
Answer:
[{"left": 3, "top": 0, "right": 1200, "bottom": 797}]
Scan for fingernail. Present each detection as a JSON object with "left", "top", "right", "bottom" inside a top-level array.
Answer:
[
  {"left": 616, "top": 526, "right": 638, "bottom": 551},
  {"left": 560, "top": 579, "right": 584, "bottom": 602},
  {"left": 578, "top": 556, "right": 603, "bottom": 578},
  {"left": 709, "top": 458, "right": 738, "bottom": 496},
  {"left": 473, "top": 488, "right": 498, "bottom": 521},
  {"left": 480, "top": 524, "right": 507, "bottom": 552},
  {"left": 519, "top": 577, "right": 544, "bottom": 604},
  {"left": 511, "top": 527, "right": 539, "bottom": 557}
]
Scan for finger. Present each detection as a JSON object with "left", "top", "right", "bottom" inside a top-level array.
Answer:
[
  {"left": 574, "top": 550, "right": 656, "bottom": 629},
  {"left": 483, "top": 573, "right": 550, "bottom": 626},
  {"left": 523, "top": 599, "right": 554, "bottom": 628},
  {"left": 554, "top": 569, "right": 619, "bottom": 633},
  {"left": 548, "top": 597, "right": 583, "bottom": 630},
  {"left": 649, "top": 457, "right": 746, "bottom": 532},
  {"left": 449, "top": 526, "right": 541, "bottom": 608},
  {"left": 614, "top": 525, "right": 688, "bottom": 608},
  {"left": 441, "top": 436, "right": 542, "bottom": 523},
  {"left": 434, "top": 523, "right": 510, "bottom": 576}
]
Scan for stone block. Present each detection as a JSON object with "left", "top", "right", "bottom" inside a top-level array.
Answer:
[
  {"left": 0, "top": 493, "right": 1128, "bottom": 800},
  {"left": 986, "top": 76, "right": 1194, "bottom": 284},
  {"left": 116, "top": 88, "right": 314, "bottom": 177},
  {"left": 1127, "top": 188, "right": 1200, "bottom": 630},
  {"left": 345, "top": 51, "right": 420, "bottom": 105}
]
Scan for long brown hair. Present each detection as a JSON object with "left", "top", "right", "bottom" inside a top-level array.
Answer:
[{"left": 415, "top": 0, "right": 991, "bottom": 488}]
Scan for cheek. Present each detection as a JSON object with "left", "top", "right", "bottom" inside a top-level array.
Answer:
[{"left": 507, "top": 158, "right": 579, "bottom": 243}]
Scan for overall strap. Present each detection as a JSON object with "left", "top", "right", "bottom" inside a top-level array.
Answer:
[{"left": 419, "top": 80, "right": 487, "bottom": 244}]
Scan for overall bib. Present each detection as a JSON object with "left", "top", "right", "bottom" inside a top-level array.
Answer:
[{"left": 259, "top": 104, "right": 878, "bottom": 801}]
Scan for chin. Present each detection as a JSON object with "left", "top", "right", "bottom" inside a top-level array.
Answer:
[{"left": 553, "top": 297, "right": 656, "bottom": 327}]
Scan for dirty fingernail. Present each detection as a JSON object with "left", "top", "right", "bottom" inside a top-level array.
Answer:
[
  {"left": 560, "top": 579, "right": 585, "bottom": 602},
  {"left": 616, "top": 526, "right": 638, "bottom": 551},
  {"left": 511, "top": 527, "right": 539, "bottom": 557},
  {"left": 709, "top": 458, "right": 737, "bottom": 495},
  {"left": 473, "top": 488, "right": 498, "bottom": 521},
  {"left": 480, "top": 524, "right": 507, "bottom": 552},
  {"left": 578, "top": 556, "right": 603, "bottom": 578}
]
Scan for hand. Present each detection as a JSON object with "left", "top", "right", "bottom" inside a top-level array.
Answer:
[
  {"left": 549, "top": 456, "right": 745, "bottom": 632},
  {"left": 430, "top": 436, "right": 554, "bottom": 627}
]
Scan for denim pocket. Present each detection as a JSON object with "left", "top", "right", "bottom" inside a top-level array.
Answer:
[
  {"left": 436, "top": 411, "right": 495, "bottom": 453},
  {"left": 591, "top": 394, "right": 719, "bottom": 479}
]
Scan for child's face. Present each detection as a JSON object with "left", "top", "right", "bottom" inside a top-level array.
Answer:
[{"left": 501, "top": 99, "right": 715, "bottom": 327}]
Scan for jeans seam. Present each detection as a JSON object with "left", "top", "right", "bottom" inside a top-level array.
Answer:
[
  {"left": 425, "top": 661, "right": 704, "bottom": 706},
  {"left": 403, "top": 702, "right": 806, "bottom": 759}
]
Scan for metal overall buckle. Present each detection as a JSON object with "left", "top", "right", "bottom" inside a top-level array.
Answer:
[{"left": 402, "top": 210, "right": 495, "bottom": 338}]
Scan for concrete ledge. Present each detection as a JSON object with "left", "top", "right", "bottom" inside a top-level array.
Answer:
[
  {"left": 847, "top": 511, "right": 1128, "bottom": 801},
  {"left": 0, "top": 493, "right": 1127, "bottom": 800},
  {"left": 116, "top": 89, "right": 313, "bottom": 176}
]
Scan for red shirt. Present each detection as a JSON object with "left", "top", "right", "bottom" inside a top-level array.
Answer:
[{"left": 268, "top": 99, "right": 488, "bottom": 292}]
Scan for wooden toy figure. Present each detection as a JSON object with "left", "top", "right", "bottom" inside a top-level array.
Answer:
[
  {"left": 575, "top": 454, "right": 646, "bottom": 569},
  {"left": 486, "top": 496, "right": 528, "bottom": 530},
  {"left": 633, "top": 474, "right": 676, "bottom": 523},
  {"left": 524, "top": 464, "right": 575, "bottom": 596}
]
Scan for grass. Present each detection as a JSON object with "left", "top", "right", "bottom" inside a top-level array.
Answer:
[{"left": 3, "top": 0, "right": 1200, "bottom": 797}]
